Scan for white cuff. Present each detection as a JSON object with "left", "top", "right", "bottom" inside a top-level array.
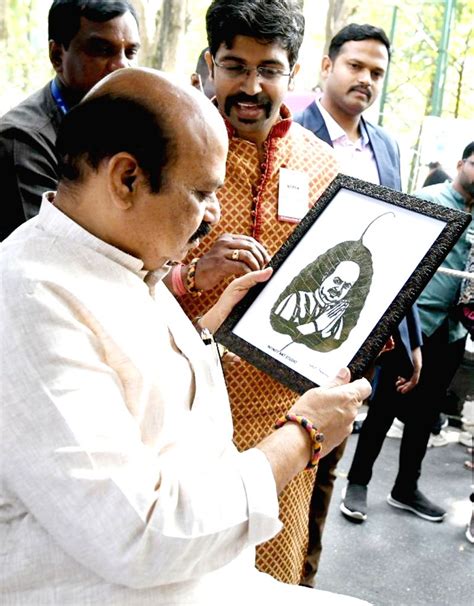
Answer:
[{"left": 235, "top": 448, "right": 282, "bottom": 544}]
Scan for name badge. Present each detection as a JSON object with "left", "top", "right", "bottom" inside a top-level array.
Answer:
[{"left": 277, "top": 168, "right": 309, "bottom": 223}]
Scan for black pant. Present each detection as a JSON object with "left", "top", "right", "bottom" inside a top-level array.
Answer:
[{"left": 348, "top": 321, "right": 466, "bottom": 494}]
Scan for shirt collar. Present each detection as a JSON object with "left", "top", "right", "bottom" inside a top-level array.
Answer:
[
  {"left": 37, "top": 192, "right": 160, "bottom": 282},
  {"left": 315, "top": 97, "right": 370, "bottom": 147}
]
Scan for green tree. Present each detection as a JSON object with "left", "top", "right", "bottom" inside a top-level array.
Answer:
[
  {"left": 2, "top": 0, "right": 51, "bottom": 113},
  {"left": 2, "top": 0, "right": 472, "bottom": 186}
]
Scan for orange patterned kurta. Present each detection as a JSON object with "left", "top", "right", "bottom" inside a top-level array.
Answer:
[{"left": 181, "top": 106, "right": 338, "bottom": 584}]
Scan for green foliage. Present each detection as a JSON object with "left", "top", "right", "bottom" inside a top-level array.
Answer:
[
  {"left": 2, "top": 0, "right": 52, "bottom": 113},
  {"left": 2, "top": 0, "right": 472, "bottom": 182},
  {"left": 314, "top": 0, "right": 473, "bottom": 189}
]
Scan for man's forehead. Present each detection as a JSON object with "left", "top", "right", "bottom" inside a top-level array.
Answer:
[
  {"left": 218, "top": 36, "right": 290, "bottom": 62},
  {"left": 74, "top": 13, "right": 139, "bottom": 42},
  {"left": 178, "top": 127, "right": 227, "bottom": 163},
  {"left": 338, "top": 39, "right": 389, "bottom": 61}
]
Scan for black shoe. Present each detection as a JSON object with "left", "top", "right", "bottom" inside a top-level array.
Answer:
[
  {"left": 340, "top": 483, "right": 368, "bottom": 522},
  {"left": 387, "top": 489, "right": 446, "bottom": 522}
]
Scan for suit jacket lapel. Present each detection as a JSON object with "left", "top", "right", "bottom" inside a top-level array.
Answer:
[
  {"left": 299, "top": 103, "right": 401, "bottom": 190},
  {"left": 302, "top": 102, "right": 332, "bottom": 147},
  {"left": 363, "top": 118, "right": 399, "bottom": 189}
]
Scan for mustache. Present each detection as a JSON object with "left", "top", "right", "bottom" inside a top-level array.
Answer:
[
  {"left": 224, "top": 92, "right": 273, "bottom": 119},
  {"left": 349, "top": 85, "right": 372, "bottom": 100},
  {"left": 189, "top": 221, "right": 212, "bottom": 243}
]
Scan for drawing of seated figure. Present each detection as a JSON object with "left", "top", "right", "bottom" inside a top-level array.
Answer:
[
  {"left": 269, "top": 213, "right": 396, "bottom": 353},
  {"left": 274, "top": 261, "right": 361, "bottom": 341},
  {"left": 270, "top": 234, "right": 375, "bottom": 353}
]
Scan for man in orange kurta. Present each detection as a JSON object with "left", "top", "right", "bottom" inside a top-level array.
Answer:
[{"left": 169, "top": 0, "right": 338, "bottom": 584}]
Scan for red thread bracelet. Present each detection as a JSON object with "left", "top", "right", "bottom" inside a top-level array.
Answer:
[
  {"left": 274, "top": 413, "right": 324, "bottom": 469},
  {"left": 185, "top": 258, "right": 203, "bottom": 295}
]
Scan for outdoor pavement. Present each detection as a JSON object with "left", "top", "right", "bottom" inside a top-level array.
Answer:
[{"left": 312, "top": 343, "right": 474, "bottom": 605}]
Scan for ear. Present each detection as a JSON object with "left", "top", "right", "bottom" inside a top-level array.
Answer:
[
  {"left": 205, "top": 50, "right": 214, "bottom": 81},
  {"left": 190, "top": 72, "right": 203, "bottom": 93},
  {"left": 107, "top": 153, "right": 141, "bottom": 210},
  {"left": 49, "top": 40, "right": 64, "bottom": 73},
  {"left": 321, "top": 55, "right": 332, "bottom": 79},
  {"left": 288, "top": 62, "right": 300, "bottom": 91}
]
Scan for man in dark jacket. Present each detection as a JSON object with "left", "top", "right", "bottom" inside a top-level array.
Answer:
[{"left": 0, "top": 0, "right": 140, "bottom": 241}]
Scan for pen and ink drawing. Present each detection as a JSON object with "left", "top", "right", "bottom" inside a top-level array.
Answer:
[
  {"left": 270, "top": 212, "right": 394, "bottom": 353},
  {"left": 216, "top": 175, "right": 470, "bottom": 392}
]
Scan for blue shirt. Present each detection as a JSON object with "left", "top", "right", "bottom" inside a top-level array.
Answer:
[{"left": 414, "top": 182, "right": 474, "bottom": 342}]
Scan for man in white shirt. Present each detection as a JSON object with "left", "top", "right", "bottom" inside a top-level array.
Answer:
[{"left": 0, "top": 67, "right": 372, "bottom": 605}]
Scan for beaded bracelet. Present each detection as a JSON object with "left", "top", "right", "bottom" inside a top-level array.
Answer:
[
  {"left": 170, "top": 263, "right": 187, "bottom": 297},
  {"left": 274, "top": 413, "right": 324, "bottom": 469},
  {"left": 185, "top": 258, "right": 203, "bottom": 295}
]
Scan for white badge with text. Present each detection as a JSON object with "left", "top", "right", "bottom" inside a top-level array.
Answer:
[{"left": 277, "top": 168, "right": 309, "bottom": 223}]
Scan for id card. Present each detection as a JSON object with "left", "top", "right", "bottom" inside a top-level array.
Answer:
[{"left": 277, "top": 168, "right": 309, "bottom": 223}]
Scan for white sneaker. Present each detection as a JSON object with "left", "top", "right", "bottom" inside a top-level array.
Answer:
[
  {"left": 458, "top": 431, "right": 474, "bottom": 448},
  {"left": 386, "top": 418, "right": 404, "bottom": 439},
  {"left": 461, "top": 397, "right": 474, "bottom": 425},
  {"left": 428, "top": 430, "right": 450, "bottom": 448}
]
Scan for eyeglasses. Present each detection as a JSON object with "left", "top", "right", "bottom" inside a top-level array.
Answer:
[{"left": 212, "top": 58, "right": 293, "bottom": 81}]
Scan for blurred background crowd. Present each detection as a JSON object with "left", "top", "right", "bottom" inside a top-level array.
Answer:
[{"left": 1, "top": 0, "right": 473, "bottom": 191}]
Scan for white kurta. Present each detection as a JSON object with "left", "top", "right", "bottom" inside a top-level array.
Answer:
[{"left": 0, "top": 196, "right": 369, "bottom": 605}]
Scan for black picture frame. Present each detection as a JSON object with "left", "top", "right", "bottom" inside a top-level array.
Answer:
[{"left": 215, "top": 174, "right": 471, "bottom": 394}]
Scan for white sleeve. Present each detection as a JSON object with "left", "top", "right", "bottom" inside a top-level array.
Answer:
[{"left": 1, "top": 279, "right": 282, "bottom": 589}]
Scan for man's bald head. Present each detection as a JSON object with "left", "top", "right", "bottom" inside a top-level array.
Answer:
[
  {"left": 56, "top": 67, "right": 227, "bottom": 192},
  {"left": 54, "top": 68, "right": 228, "bottom": 270},
  {"left": 86, "top": 67, "right": 225, "bottom": 136}
]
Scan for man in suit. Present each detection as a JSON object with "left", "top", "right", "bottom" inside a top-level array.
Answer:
[
  {"left": 294, "top": 23, "right": 423, "bottom": 586},
  {"left": 296, "top": 24, "right": 399, "bottom": 188}
]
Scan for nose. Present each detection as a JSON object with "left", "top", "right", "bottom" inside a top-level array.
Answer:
[
  {"left": 357, "top": 67, "right": 372, "bottom": 86},
  {"left": 108, "top": 50, "right": 129, "bottom": 72},
  {"left": 204, "top": 194, "right": 221, "bottom": 226},
  {"left": 240, "top": 69, "right": 263, "bottom": 96}
]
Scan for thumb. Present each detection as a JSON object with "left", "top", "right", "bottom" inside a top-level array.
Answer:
[
  {"left": 321, "top": 367, "right": 351, "bottom": 389},
  {"left": 233, "top": 267, "right": 273, "bottom": 289}
]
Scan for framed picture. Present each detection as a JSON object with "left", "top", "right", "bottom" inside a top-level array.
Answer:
[{"left": 215, "top": 174, "right": 471, "bottom": 394}]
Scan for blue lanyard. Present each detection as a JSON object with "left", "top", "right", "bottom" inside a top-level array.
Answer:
[{"left": 50, "top": 79, "right": 69, "bottom": 115}]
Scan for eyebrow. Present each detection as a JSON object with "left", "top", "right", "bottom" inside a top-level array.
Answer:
[
  {"left": 218, "top": 53, "right": 286, "bottom": 67},
  {"left": 210, "top": 180, "right": 225, "bottom": 191},
  {"left": 86, "top": 34, "right": 141, "bottom": 50},
  {"left": 347, "top": 57, "right": 385, "bottom": 72},
  {"left": 213, "top": 180, "right": 226, "bottom": 192}
]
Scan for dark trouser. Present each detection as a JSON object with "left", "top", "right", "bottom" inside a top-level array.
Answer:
[
  {"left": 302, "top": 322, "right": 465, "bottom": 584},
  {"left": 431, "top": 413, "right": 446, "bottom": 435},
  {"left": 302, "top": 437, "right": 347, "bottom": 585},
  {"left": 348, "top": 321, "right": 466, "bottom": 495}
]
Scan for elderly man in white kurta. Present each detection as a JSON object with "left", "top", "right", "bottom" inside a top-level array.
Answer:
[{"left": 0, "top": 68, "right": 372, "bottom": 605}]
